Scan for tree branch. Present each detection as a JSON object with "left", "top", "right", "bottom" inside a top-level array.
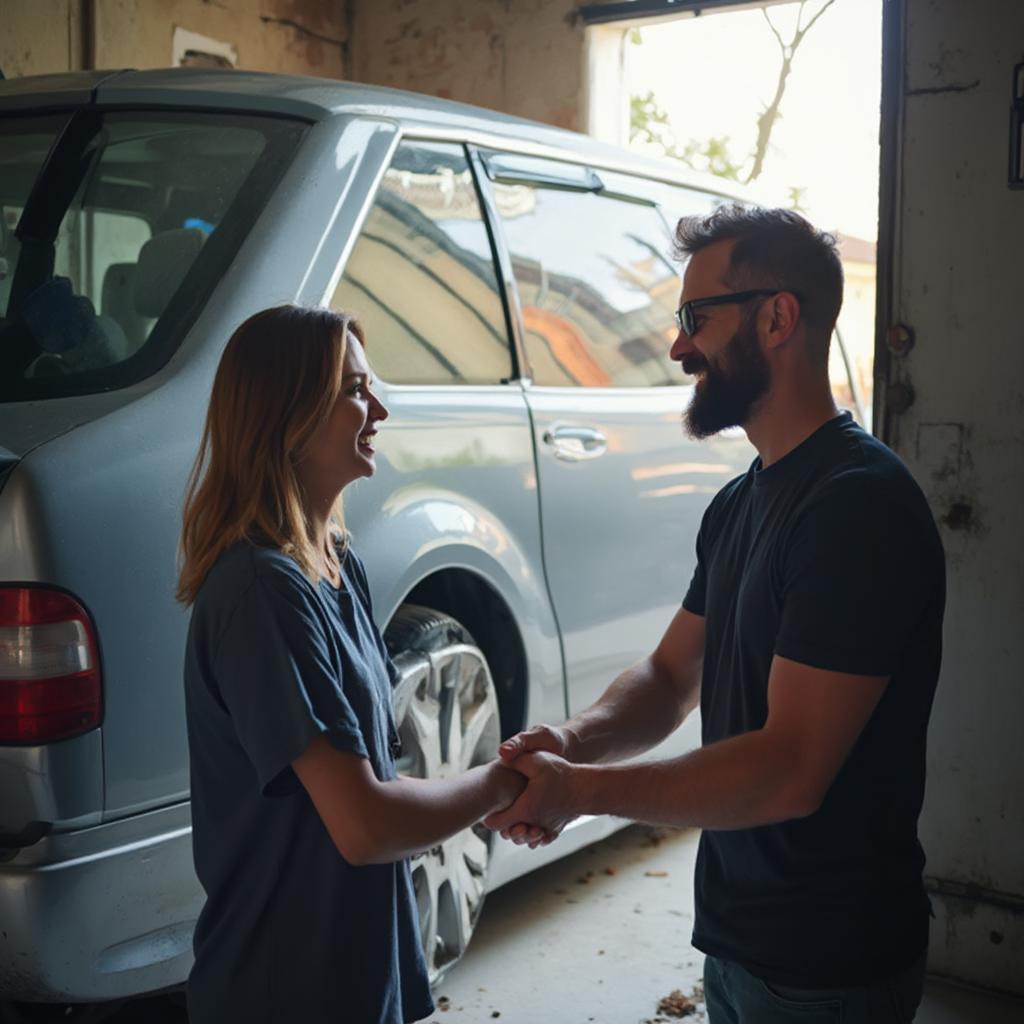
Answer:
[
  {"left": 745, "top": 0, "right": 837, "bottom": 183},
  {"left": 761, "top": 7, "right": 787, "bottom": 53},
  {"left": 794, "top": 0, "right": 807, "bottom": 36},
  {"left": 794, "top": 0, "right": 837, "bottom": 47}
]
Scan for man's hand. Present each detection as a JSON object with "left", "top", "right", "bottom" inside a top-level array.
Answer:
[
  {"left": 498, "top": 723, "right": 573, "bottom": 764},
  {"left": 483, "top": 750, "right": 579, "bottom": 847}
]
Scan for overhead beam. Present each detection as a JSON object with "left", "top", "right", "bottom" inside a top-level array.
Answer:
[{"left": 578, "top": 0, "right": 792, "bottom": 26}]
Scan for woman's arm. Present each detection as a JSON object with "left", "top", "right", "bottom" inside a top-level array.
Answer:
[{"left": 293, "top": 736, "right": 524, "bottom": 865}]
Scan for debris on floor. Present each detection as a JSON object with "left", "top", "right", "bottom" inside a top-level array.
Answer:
[
  {"left": 644, "top": 869, "right": 669, "bottom": 877},
  {"left": 657, "top": 986, "right": 699, "bottom": 1017}
]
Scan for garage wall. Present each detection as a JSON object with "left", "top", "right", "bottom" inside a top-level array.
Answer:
[
  {"left": 882, "top": 0, "right": 1024, "bottom": 994},
  {"left": 347, "top": 0, "right": 588, "bottom": 131},
  {"left": 1, "top": 0, "right": 348, "bottom": 78},
  {"left": 3, "top": 1, "right": 83, "bottom": 77}
]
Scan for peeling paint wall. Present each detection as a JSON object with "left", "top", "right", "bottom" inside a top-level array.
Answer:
[
  {"left": 889, "top": 0, "right": 1024, "bottom": 994},
  {"left": 348, "top": 0, "right": 588, "bottom": 131},
  {"left": 1, "top": 0, "right": 348, "bottom": 78}
]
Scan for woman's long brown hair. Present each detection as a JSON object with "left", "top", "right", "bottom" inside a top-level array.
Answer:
[{"left": 176, "top": 305, "right": 363, "bottom": 606}]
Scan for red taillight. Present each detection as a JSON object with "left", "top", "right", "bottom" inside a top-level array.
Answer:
[{"left": 0, "top": 588, "right": 102, "bottom": 744}]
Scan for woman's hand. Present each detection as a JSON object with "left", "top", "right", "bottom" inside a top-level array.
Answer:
[{"left": 487, "top": 760, "right": 527, "bottom": 815}]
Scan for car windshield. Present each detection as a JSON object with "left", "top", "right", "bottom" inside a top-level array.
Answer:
[{"left": 0, "top": 109, "right": 306, "bottom": 401}]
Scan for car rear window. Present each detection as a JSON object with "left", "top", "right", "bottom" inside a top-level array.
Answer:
[{"left": 0, "top": 110, "right": 306, "bottom": 401}]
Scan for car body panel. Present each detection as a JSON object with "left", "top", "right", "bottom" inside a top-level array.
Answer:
[
  {"left": 0, "top": 802, "right": 195, "bottom": 1001},
  {"left": 0, "top": 731, "right": 104, "bottom": 840}
]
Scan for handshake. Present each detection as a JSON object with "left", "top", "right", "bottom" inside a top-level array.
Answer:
[{"left": 483, "top": 724, "right": 582, "bottom": 849}]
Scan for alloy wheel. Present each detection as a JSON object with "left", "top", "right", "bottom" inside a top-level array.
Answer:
[{"left": 391, "top": 638, "right": 502, "bottom": 982}]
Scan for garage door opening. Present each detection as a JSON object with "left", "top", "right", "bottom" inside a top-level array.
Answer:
[{"left": 585, "top": 0, "right": 882, "bottom": 429}]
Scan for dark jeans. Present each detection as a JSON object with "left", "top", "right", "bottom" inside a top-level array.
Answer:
[{"left": 704, "top": 952, "right": 927, "bottom": 1024}]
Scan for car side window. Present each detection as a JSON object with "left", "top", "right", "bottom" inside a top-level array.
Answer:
[
  {"left": 490, "top": 175, "right": 683, "bottom": 387},
  {"left": 332, "top": 140, "right": 512, "bottom": 386}
]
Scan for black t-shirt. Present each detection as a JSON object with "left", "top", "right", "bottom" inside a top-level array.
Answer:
[
  {"left": 184, "top": 542, "right": 433, "bottom": 1024},
  {"left": 683, "top": 413, "right": 945, "bottom": 987}
]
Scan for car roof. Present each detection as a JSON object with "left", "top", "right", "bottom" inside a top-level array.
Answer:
[{"left": 0, "top": 68, "right": 760, "bottom": 203}]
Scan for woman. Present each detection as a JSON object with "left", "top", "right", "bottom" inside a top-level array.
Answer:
[{"left": 177, "top": 305, "right": 524, "bottom": 1024}]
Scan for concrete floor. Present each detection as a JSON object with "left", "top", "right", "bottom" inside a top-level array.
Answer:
[
  {"left": 81, "top": 824, "right": 1024, "bottom": 1022},
  {"left": 418, "top": 823, "right": 706, "bottom": 1024},
  {"left": 415, "top": 824, "right": 1024, "bottom": 1024}
]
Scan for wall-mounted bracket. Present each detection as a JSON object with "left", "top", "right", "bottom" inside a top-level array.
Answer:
[
  {"left": 885, "top": 381, "right": 916, "bottom": 415},
  {"left": 887, "top": 323, "right": 916, "bottom": 356}
]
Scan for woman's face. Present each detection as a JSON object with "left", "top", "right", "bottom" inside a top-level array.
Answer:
[{"left": 297, "top": 334, "right": 389, "bottom": 502}]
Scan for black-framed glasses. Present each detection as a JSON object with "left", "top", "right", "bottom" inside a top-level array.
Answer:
[{"left": 674, "top": 289, "right": 780, "bottom": 336}]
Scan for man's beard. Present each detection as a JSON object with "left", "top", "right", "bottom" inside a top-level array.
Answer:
[{"left": 682, "top": 318, "right": 771, "bottom": 439}]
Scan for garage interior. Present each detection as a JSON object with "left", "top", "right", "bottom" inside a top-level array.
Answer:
[{"left": 1, "top": 1, "right": 1021, "bottom": 1022}]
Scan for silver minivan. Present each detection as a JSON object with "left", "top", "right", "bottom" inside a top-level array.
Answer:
[{"left": 0, "top": 69, "right": 853, "bottom": 1010}]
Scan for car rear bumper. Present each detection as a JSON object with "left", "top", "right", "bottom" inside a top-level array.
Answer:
[{"left": 0, "top": 801, "right": 200, "bottom": 1002}]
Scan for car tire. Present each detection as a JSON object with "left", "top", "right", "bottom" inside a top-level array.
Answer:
[{"left": 384, "top": 604, "right": 503, "bottom": 984}]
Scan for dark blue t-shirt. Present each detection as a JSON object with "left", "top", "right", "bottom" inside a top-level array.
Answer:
[
  {"left": 683, "top": 413, "right": 945, "bottom": 987},
  {"left": 184, "top": 541, "right": 433, "bottom": 1024}
]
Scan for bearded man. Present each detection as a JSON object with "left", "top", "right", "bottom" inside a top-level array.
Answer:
[{"left": 486, "top": 206, "right": 945, "bottom": 1024}]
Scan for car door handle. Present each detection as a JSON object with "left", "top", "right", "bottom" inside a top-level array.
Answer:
[{"left": 542, "top": 424, "right": 608, "bottom": 462}]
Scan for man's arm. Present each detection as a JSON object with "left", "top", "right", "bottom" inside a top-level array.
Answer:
[
  {"left": 500, "top": 606, "right": 706, "bottom": 767},
  {"left": 486, "top": 654, "right": 888, "bottom": 840},
  {"left": 294, "top": 737, "right": 524, "bottom": 865}
]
